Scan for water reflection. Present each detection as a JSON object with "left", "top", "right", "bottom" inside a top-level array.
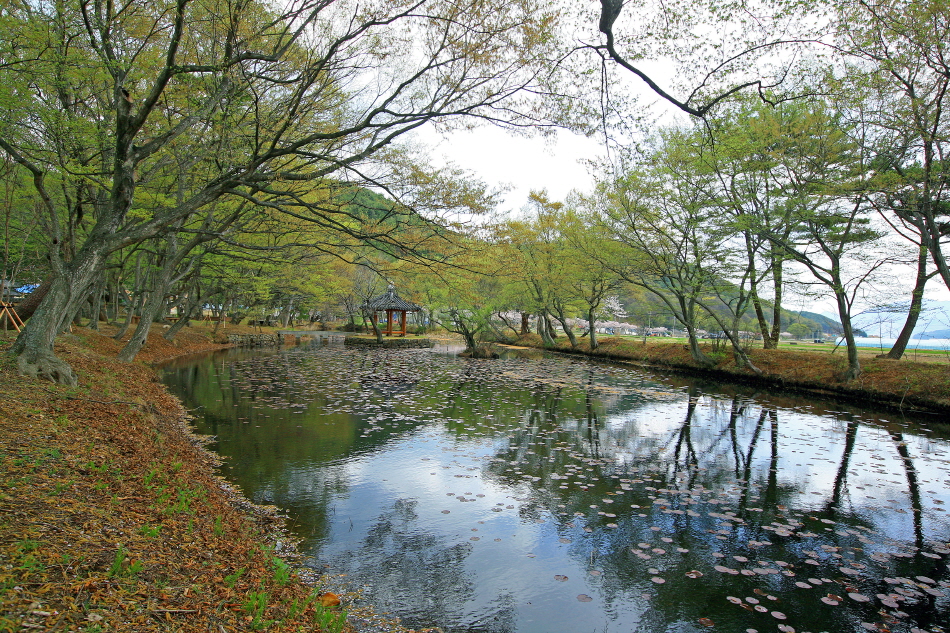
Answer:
[{"left": 162, "top": 345, "right": 950, "bottom": 633}]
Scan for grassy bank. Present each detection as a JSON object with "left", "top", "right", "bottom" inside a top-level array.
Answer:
[
  {"left": 0, "top": 324, "right": 360, "bottom": 633},
  {"left": 514, "top": 334, "right": 950, "bottom": 415}
]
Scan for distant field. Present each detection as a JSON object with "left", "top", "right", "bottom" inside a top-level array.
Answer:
[{"left": 603, "top": 335, "right": 950, "bottom": 363}]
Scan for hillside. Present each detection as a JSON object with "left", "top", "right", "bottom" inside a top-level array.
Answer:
[
  {"left": 796, "top": 311, "right": 867, "bottom": 337},
  {"left": 618, "top": 289, "right": 853, "bottom": 337}
]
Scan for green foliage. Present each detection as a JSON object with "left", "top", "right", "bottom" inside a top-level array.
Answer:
[
  {"left": 241, "top": 590, "right": 274, "bottom": 630},
  {"left": 1, "top": 0, "right": 562, "bottom": 377},
  {"left": 142, "top": 466, "right": 161, "bottom": 488},
  {"left": 106, "top": 545, "right": 143, "bottom": 579},
  {"left": 165, "top": 485, "right": 203, "bottom": 515},
  {"left": 312, "top": 600, "right": 348, "bottom": 633},
  {"left": 138, "top": 524, "right": 162, "bottom": 538},
  {"left": 224, "top": 567, "right": 246, "bottom": 588},
  {"left": 270, "top": 556, "right": 292, "bottom": 586}
]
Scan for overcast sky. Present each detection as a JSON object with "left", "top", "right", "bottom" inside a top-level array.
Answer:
[
  {"left": 423, "top": 126, "right": 606, "bottom": 213},
  {"left": 419, "top": 123, "right": 950, "bottom": 324}
]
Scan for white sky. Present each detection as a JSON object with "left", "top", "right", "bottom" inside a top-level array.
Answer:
[
  {"left": 417, "top": 121, "right": 950, "bottom": 325},
  {"left": 422, "top": 126, "right": 606, "bottom": 213}
]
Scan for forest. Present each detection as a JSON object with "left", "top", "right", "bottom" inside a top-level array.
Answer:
[{"left": 1, "top": 0, "right": 948, "bottom": 385}]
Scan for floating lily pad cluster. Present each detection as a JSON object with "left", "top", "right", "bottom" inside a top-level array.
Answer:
[{"left": 165, "top": 346, "right": 950, "bottom": 633}]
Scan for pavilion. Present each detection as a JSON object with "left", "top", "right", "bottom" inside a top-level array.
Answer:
[{"left": 362, "top": 286, "right": 421, "bottom": 337}]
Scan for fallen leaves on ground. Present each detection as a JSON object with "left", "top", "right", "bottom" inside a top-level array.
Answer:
[{"left": 0, "top": 325, "right": 358, "bottom": 633}]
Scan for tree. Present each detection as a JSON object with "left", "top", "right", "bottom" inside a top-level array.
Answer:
[
  {"left": 0, "top": 160, "right": 44, "bottom": 302},
  {"left": 497, "top": 192, "right": 586, "bottom": 348},
  {"left": 787, "top": 322, "right": 811, "bottom": 339},
  {"left": 596, "top": 143, "right": 723, "bottom": 368},
  {"left": 833, "top": 0, "right": 950, "bottom": 293},
  {"left": 694, "top": 99, "right": 814, "bottom": 349},
  {"left": 587, "top": 0, "right": 817, "bottom": 120},
  {"left": 827, "top": 0, "right": 950, "bottom": 358},
  {"left": 865, "top": 177, "right": 943, "bottom": 360},
  {"left": 116, "top": 202, "right": 245, "bottom": 361},
  {"left": 562, "top": 198, "right": 631, "bottom": 350},
  {"left": 0, "top": 0, "right": 560, "bottom": 384},
  {"left": 426, "top": 245, "right": 503, "bottom": 351},
  {"left": 754, "top": 103, "right": 886, "bottom": 380}
]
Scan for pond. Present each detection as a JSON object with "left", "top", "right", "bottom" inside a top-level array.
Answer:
[{"left": 160, "top": 343, "right": 950, "bottom": 633}]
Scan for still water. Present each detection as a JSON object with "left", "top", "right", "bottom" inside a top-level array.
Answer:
[{"left": 161, "top": 343, "right": 950, "bottom": 633}]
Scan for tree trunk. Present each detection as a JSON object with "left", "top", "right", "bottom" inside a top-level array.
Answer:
[
  {"left": 450, "top": 310, "right": 479, "bottom": 350},
  {"left": 833, "top": 286, "right": 862, "bottom": 381},
  {"left": 117, "top": 261, "right": 173, "bottom": 362},
  {"left": 13, "top": 277, "right": 52, "bottom": 322},
  {"left": 551, "top": 302, "right": 578, "bottom": 348},
  {"left": 280, "top": 298, "right": 294, "bottom": 327},
  {"left": 211, "top": 298, "right": 229, "bottom": 336},
  {"left": 674, "top": 297, "right": 715, "bottom": 368},
  {"left": 750, "top": 247, "right": 784, "bottom": 350},
  {"left": 10, "top": 247, "right": 107, "bottom": 385},
  {"left": 11, "top": 279, "right": 79, "bottom": 384},
  {"left": 115, "top": 290, "right": 145, "bottom": 341},
  {"left": 164, "top": 295, "right": 200, "bottom": 340},
  {"left": 699, "top": 301, "right": 763, "bottom": 375},
  {"left": 87, "top": 276, "right": 105, "bottom": 330},
  {"left": 546, "top": 313, "right": 559, "bottom": 342},
  {"left": 750, "top": 287, "right": 771, "bottom": 348},
  {"left": 767, "top": 257, "right": 784, "bottom": 349},
  {"left": 684, "top": 323, "right": 716, "bottom": 368},
  {"left": 366, "top": 309, "right": 383, "bottom": 343},
  {"left": 114, "top": 255, "right": 146, "bottom": 340},
  {"left": 885, "top": 243, "right": 932, "bottom": 359},
  {"left": 538, "top": 310, "right": 556, "bottom": 347},
  {"left": 106, "top": 278, "right": 119, "bottom": 323},
  {"left": 587, "top": 305, "right": 599, "bottom": 350},
  {"left": 727, "top": 333, "right": 763, "bottom": 375},
  {"left": 520, "top": 311, "right": 531, "bottom": 334}
]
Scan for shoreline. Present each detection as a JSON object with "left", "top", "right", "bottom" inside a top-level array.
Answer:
[
  {"left": 0, "top": 325, "right": 434, "bottom": 633},
  {"left": 3, "top": 324, "right": 948, "bottom": 632},
  {"left": 506, "top": 334, "right": 950, "bottom": 417}
]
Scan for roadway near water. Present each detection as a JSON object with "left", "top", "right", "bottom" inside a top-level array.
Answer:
[{"left": 161, "top": 343, "right": 950, "bottom": 633}]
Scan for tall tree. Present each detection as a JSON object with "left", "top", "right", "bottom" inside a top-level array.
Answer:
[
  {"left": 833, "top": 0, "right": 950, "bottom": 292},
  {"left": 695, "top": 99, "right": 814, "bottom": 349},
  {"left": 497, "top": 192, "right": 582, "bottom": 347},
  {"left": 596, "top": 142, "right": 723, "bottom": 368},
  {"left": 754, "top": 103, "right": 886, "bottom": 380},
  {"left": 561, "top": 199, "right": 627, "bottom": 350},
  {"left": 828, "top": 0, "right": 950, "bottom": 357},
  {"left": 0, "top": 0, "right": 559, "bottom": 384}
]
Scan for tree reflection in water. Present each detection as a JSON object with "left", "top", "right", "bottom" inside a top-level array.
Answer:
[{"left": 162, "top": 346, "right": 950, "bottom": 633}]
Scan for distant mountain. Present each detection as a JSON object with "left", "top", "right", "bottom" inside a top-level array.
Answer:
[
  {"left": 795, "top": 311, "right": 867, "bottom": 337},
  {"left": 852, "top": 300, "right": 950, "bottom": 339},
  {"left": 916, "top": 328, "right": 950, "bottom": 339},
  {"left": 799, "top": 311, "right": 838, "bottom": 333}
]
